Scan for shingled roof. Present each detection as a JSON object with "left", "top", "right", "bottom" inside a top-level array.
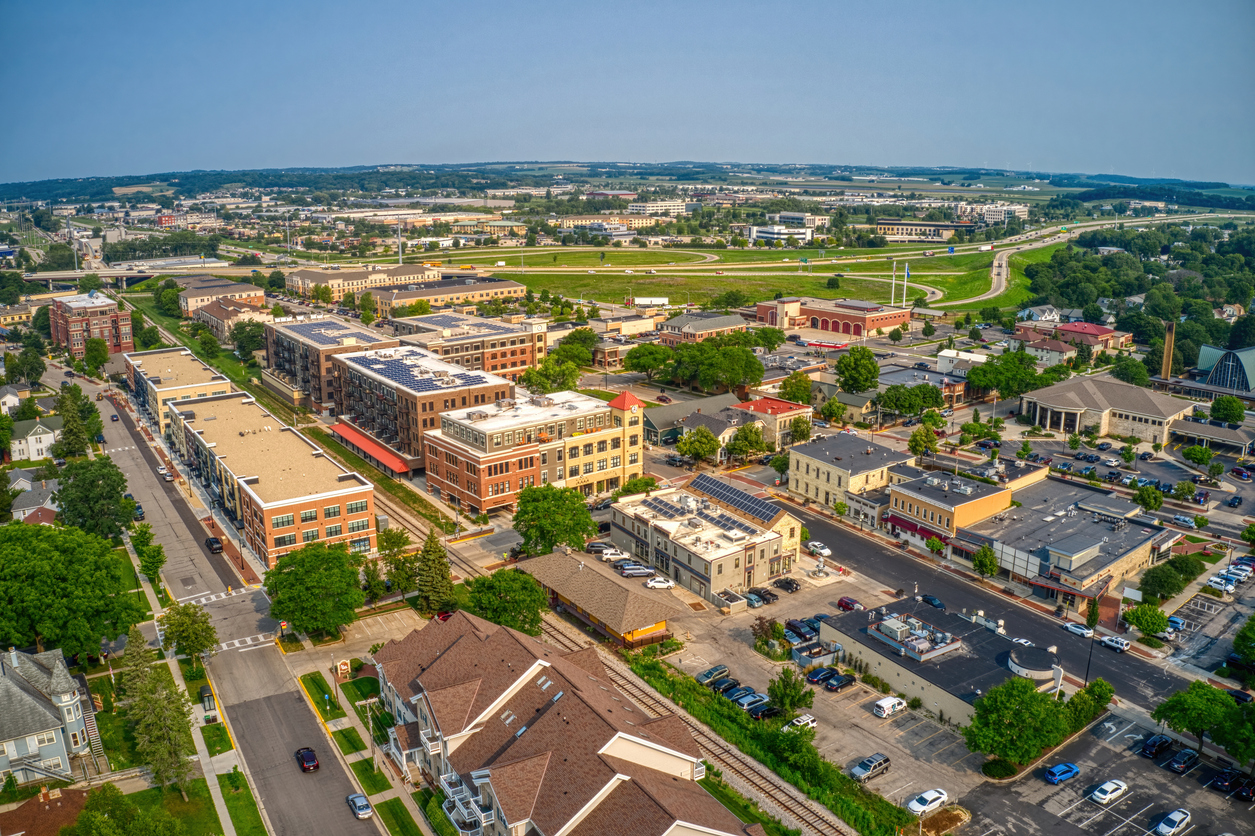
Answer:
[{"left": 518, "top": 552, "right": 684, "bottom": 636}]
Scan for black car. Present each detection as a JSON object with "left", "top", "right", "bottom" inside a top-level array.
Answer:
[
  {"left": 1227, "top": 653, "right": 1255, "bottom": 674},
  {"left": 773, "top": 577, "right": 801, "bottom": 593},
  {"left": 1139, "top": 451, "right": 1153, "bottom": 460},
  {"left": 295, "top": 747, "right": 319, "bottom": 772},
  {"left": 921, "top": 594, "right": 944, "bottom": 609},
  {"left": 586, "top": 542, "right": 612, "bottom": 554},
  {"left": 1085, "top": 453, "right": 1101, "bottom": 463},
  {"left": 748, "top": 703, "right": 782, "bottom": 720},
  {"left": 205, "top": 537, "right": 223, "bottom": 554},
  {"left": 806, "top": 667, "right": 839, "bottom": 685},
  {"left": 1140, "top": 734, "right": 1172, "bottom": 758},
  {"left": 1167, "top": 749, "right": 1199, "bottom": 773},
  {"left": 708, "top": 677, "right": 740, "bottom": 694},
  {"left": 1213, "top": 767, "right": 1243, "bottom": 792},
  {"left": 1097, "top": 442, "right": 1112, "bottom": 451},
  {"left": 824, "top": 673, "right": 857, "bottom": 692},
  {"left": 1236, "top": 780, "right": 1255, "bottom": 802},
  {"left": 133, "top": 504, "right": 145, "bottom": 521},
  {"left": 598, "top": 521, "right": 611, "bottom": 534},
  {"left": 1230, "top": 496, "right": 1244, "bottom": 508},
  {"left": 1228, "top": 688, "right": 1253, "bottom": 704},
  {"left": 590, "top": 498, "right": 614, "bottom": 511},
  {"left": 914, "top": 362, "right": 930, "bottom": 370},
  {"left": 111, "top": 414, "right": 119, "bottom": 421},
  {"left": 748, "top": 587, "right": 778, "bottom": 604}
]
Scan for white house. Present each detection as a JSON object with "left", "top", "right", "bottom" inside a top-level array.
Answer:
[
  {"left": 0, "top": 385, "right": 21, "bottom": 416},
  {"left": 10, "top": 416, "right": 63, "bottom": 462},
  {"left": 1017, "top": 305, "right": 1060, "bottom": 323}
]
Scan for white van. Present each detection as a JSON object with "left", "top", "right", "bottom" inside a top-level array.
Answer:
[{"left": 873, "top": 697, "right": 907, "bottom": 718}]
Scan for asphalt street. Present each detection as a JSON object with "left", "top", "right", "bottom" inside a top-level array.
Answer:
[
  {"left": 211, "top": 645, "right": 369, "bottom": 836},
  {"left": 788, "top": 506, "right": 1192, "bottom": 710}
]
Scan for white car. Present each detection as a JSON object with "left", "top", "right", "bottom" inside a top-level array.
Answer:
[
  {"left": 1090, "top": 779, "right": 1128, "bottom": 805},
  {"left": 805, "top": 541, "right": 831, "bottom": 558},
  {"left": 1100, "top": 636, "right": 1131, "bottom": 652},
  {"left": 1155, "top": 809, "right": 1190, "bottom": 836},
  {"left": 1207, "top": 577, "right": 1235, "bottom": 594},
  {"left": 1103, "top": 458, "right": 1119, "bottom": 467},
  {"left": 1064, "top": 623, "right": 1094, "bottom": 638},
  {"left": 156, "top": 465, "right": 169, "bottom": 475},
  {"left": 783, "top": 714, "right": 816, "bottom": 733},
  {"left": 600, "top": 549, "right": 629, "bottom": 561},
  {"left": 1011, "top": 638, "right": 1034, "bottom": 647},
  {"left": 907, "top": 789, "right": 949, "bottom": 816},
  {"left": 646, "top": 576, "right": 675, "bottom": 590}
]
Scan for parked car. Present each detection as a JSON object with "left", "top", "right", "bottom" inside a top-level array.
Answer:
[
  {"left": 914, "top": 362, "right": 930, "bottom": 370},
  {"left": 748, "top": 703, "right": 782, "bottom": 720},
  {"left": 1044, "top": 762, "right": 1079, "bottom": 784},
  {"left": 773, "top": 577, "right": 801, "bottom": 593},
  {"left": 921, "top": 594, "right": 944, "bottom": 609},
  {"left": 782, "top": 629, "right": 802, "bottom": 644},
  {"left": 646, "top": 576, "right": 675, "bottom": 590},
  {"left": 1140, "top": 734, "right": 1172, "bottom": 757},
  {"left": 1233, "top": 467, "right": 1252, "bottom": 481},
  {"left": 205, "top": 537, "right": 223, "bottom": 554},
  {"left": 786, "top": 620, "right": 816, "bottom": 641},
  {"left": 1100, "top": 636, "right": 1130, "bottom": 652},
  {"left": 1139, "top": 451, "right": 1153, "bottom": 460},
  {"left": 723, "top": 686, "right": 755, "bottom": 703},
  {"left": 1172, "top": 515, "right": 1196, "bottom": 529},
  {"left": 748, "top": 587, "right": 778, "bottom": 603},
  {"left": 1212, "top": 768, "right": 1243, "bottom": 792},
  {"left": 906, "top": 789, "right": 948, "bottom": 816},
  {"left": 807, "top": 667, "right": 840, "bottom": 685},
  {"left": 696, "top": 665, "right": 729, "bottom": 685},
  {"left": 1227, "top": 688, "right": 1253, "bottom": 704},
  {"left": 590, "top": 498, "right": 614, "bottom": 511},
  {"left": 1155, "top": 809, "right": 1190, "bottom": 836},
  {"left": 805, "top": 541, "right": 831, "bottom": 557},
  {"left": 1090, "top": 779, "right": 1129, "bottom": 805},
  {"left": 783, "top": 714, "right": 817, "bottom": 733},
  {"left": 1064, "top": 623, "right": 1093, "bottom": 638},
  {"left": 743, "top": 592, "right": 764, "bottom": 608},
  {"left": 850, "top": 753, "right": 891, "bottom": 783},
  {"left": 295, "top": 747, "right": 319, "bottom": 772},
  {"left": 656, "top": 394, "right": 672, "bottom": 403},
  {"left": 837, "top": 596, "right": 864, "bottom": 611},
  {"left": 708, "top": 677, "right": 740, "bottom": 694},
  {"left": 111, "top": 414, "right": 119, "bottom": 422},
  {"left": 346, "top": 794, "right": 373, "bottom": 820},
  {"left": 736, "top": 693, "right": 769, "bottom": 711},
  {"left": 812, "top": 420, "right": 829, "bottom": 428},
  {"left": 1230, "top": 496, "right": 1244, "bottom": 507},
  {"left": 133, "top": 504, "right": 145, "bottom": 521},
  {"left": 1097, "top": 442, "right": 1112, "bottom": 451},
  {"left": 824, "top": 673, "right": 857, "bottom": 692}
]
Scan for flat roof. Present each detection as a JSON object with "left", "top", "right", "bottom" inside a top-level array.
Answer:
[
  {"left": 339, "top": 346, "right": 509, "bottom": 397},
  {"left": 270, "top": 317, "right": 392, "bottom": 348},
  {"left": 174, "top": 394, "right": 367, "bottom": 505},
  {"left": 823, "top": 607, "right": 1019, "bottom": 707},
  {"left": 790, "top": 434, "right": 915, "bottom": 476},
  {"left": 445, "top": 391, "right": 610, "bottom": 433},
  {"left": 878, "top": 365, "right": 967, "bottom": 388},
  {"left": 893, "top": 473, "right": 1007, "bottom": 506},
  {"left": 395, "top": 312, "right": 532, "bottom": 343},
  {"left": 127, "top": 349, "right": 226, "bottom": 390},
  {"left": 56, "top": 293, "right": 115, "bottom": 310},
  {"left": 616, "top": 486, "right": 778, "bottom": 559}
]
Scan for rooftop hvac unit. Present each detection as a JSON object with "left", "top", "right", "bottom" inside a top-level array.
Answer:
[{"left": 926, "top": 476, "right": 941, "bottom": 486}]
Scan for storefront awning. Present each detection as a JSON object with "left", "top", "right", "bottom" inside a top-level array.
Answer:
[
  {"left": 886, "top": 514, "right": 950, "bottom": 544},
  {"left": 332, "top": 423, "right": 409, "bottom": 473},
  {"left": 1026, "top": 573, "right": 1112, "bottom": 601}
]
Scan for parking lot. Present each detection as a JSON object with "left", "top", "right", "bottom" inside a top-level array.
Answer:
[
  {"left": 668, "top": 571, "right": 988, "bottom": 803},
  {"left": 963, "top": 714, "right": 1254, "bottom": 836}
]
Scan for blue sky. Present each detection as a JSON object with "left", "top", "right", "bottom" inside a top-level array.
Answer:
[{"left": 3, "top": 0, "right": 1252, "bottom": 185}]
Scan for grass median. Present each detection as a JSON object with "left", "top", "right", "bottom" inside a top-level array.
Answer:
[
  {"left": 216, "top": 771, "right": 266, "bottom": 836},
  {"left": 351, "top": 757, "right": 393, "bottom": 794},
  {"left": 299, "top": 672, "right": 346, "bottom": 720},
  {"left": 376, "top": 798, "right": 424, "bottom": 836}
]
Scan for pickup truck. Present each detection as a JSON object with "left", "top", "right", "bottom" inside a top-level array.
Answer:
[{"left": 783, "top": 714, "right": 817, "bottom": 733}]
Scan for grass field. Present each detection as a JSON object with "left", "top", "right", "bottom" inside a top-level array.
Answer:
[
  {"left": 351, "top": 757, "right": 393, "bottom": 794},
  {"left": 111, "top": 547, "right": 151, "bottom": 618},
  {"left": 299, "top": 672, "right": 346, "bottom": 720},
  {"left": 505, "top": 270, "right": 896, "bottom": 306},
  {"left": 460, "top": 249, "right": 710, "bottom": 267},
  {"left": 333, "top": 727, "right": 367, "bottom": 755},
  {"left": 216, "top": 773, "right": 267, "bottom": 836},
  {"left": 377, "top": 798, "right": 424, "bottom": 836},
  {"left": 340, "top": 676, "right": 381, "bottom": 705},
  {"left": 200, "top": 722, "right": 232, "bottom": 756},
  {"left": 131, "top": 779, "right": 221, "bottom": 836}
]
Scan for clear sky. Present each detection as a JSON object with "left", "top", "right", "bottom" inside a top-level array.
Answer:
[{"left": 3, "top": 0, "right": 1252, "bottom": 185}]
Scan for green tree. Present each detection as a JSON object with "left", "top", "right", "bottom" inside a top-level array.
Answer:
[
  {"left": 725, "top": 423, "right": 767, "bottom": 463},
  {"left": 1133, "top": 486, "right": 1163, "bottom": 513},
  {"left": 13, "top": 397, "right": 39, "bottom": 421},
  {"left": 834, "top": 346, "right": 879, "bottom": 393},
  {"left": 770, "top": 453, "right": 789, "bottom": 476},
  {"left": 1152, "top": 680, "right": 1236, "bottom": 753},
  {"left": 778, "top": 370, "right": 813, "bottom": 405},
  {"left": 1120, "top": 445, "right": 1136, "bottom": 465},
  {"left": 512, "top": 484, "right": 599, "bottom": 556},
  {"left": 677, "top": 425, "right": 722, "bottom": 466},
  {"left": 264, "top": 542, "right": 365, "bottom": 638},
  {"left": 1123, "top": 603, "right": 1168, "bottom": 636},
  {"left": 622, "top": 344, "right": 673, "bottom": 381},
  {"left": 362, "top": 560, "right": 387, "bottom": 605},
  {"left": 271, "top": 303, "right": 285, "bottom": 317},
  {"left": 614, "top": 476, "right": 658, "bottom": 498},
  {"left": 1211, "top": 395, "right": 1246, "bottom": 424},
  {"left": 968, "top": 327, "right": 982, "bottom": 341},
  {"left": 61, "top": 782, "right": 185, "bottom": 836},
  {"left": 9, "top": 348, "right": 44, "bottom": 385},
  {"left": 138, "top": 543, "right": 167, "bottom": 581},
  {"left": 766, "top": 666, "right": 814, "bottom": 719},
  {"left": 1208, "top": 461, "right": 1225, "bottom": 481},
  {"left": 908, "top": 426, "right": 938, "bottom": 457},
  {"left": 1086, "top": 596, "right": 1101, "bottom": 631},
  {"left": 922, "top": 320, "right": 935, "bottom": 337},
  {"left": 53, "top": 405, "right": 90, "bottom": 458},
  {"left": 1235, "top": 612, "right": 1255, "bottom": 666},
  {"left": 1182, "top": 445, "right": 1214, "bottom": 469},
  {"left": 54, "top": 456, "right": 134, "bottom": 539},
  {"left": 1212, "top": 702, "right": 1255, "bottom": 765},
  {"left": 972, "top": 544, "right": 999, "bottom": 580},
  {"left": 925, "top": 536, "right": 945, "bottom": 555},
  {"left": 229, "top": 320, "right": 266, "bottom": 355},
  {"left": 380, "top": 529, "right": 418, "bottom": 593},
  {"left": 466, "top": 569, "right": 548, "bottom": 635},
  {"left": 1067, "top": 433, "right": 1081, "bottom": 450},
  {"left": 789, "top": 416, "right": 812, "bottom": 445},
  {"left": 819, "top": 397, "right": 846, "bottom": 424},
  {"left": 134, "top": 668, "right": 195, "bottom": 800},
  {"left": 1194, "top": 515, "right": 1209, "bottom": 529},
  {"left": 1111, "top": 356, "right": 1150, "bottom": 386},
  {"left": 888, "top": 327, "right": 903, "bottom": 344},
  {"left": 1172, "top": 481, "right": 1197, "bottom": 504},
  {"left": 963, "top": 676, "right": 1068, "bottom": 765},
  {"left": 1018, "top": 439, "right": 1033, "bottom": 458},
  {"left": 416, "top": 530, "right": 455, "bottom": 613},
  {"left": 159, "top": 602, "right": 218, "bottom": 669},
  {"left": 1139, "top": 563, "right": 1186, "bottom": 600},
  {"left": 197, "top": 332, "right": 219, "bottom": 358},
  {"left": 519, "top": 357, "right": 581, "bottom": 394},
  {"left": 83, "top": 337, "right": 109, "bottom": 372},
  {"left": 833, "top": 501, "right": 848, "bottom": 516}
]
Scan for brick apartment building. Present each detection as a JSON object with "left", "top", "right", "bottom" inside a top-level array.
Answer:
[
  {"left": 423, "top": 390, "right": 646, "bottom": 514},
  {"left": 50, "top": 292, "right": 133, "bottom": 358},
  {"left": 392, "top": 312, "right": 547, "bottom": 381},
  {"left": 176, "top": 275, "right": 265, "bottom": 317},
  {"left": 373, "top": 276, "right": 527, "bottom": 316},
  {"left": 329, "top": 346, "right": 515, "bottom": 477},
  {"left": 124, "top": 347, "right": 234, "bottom": 434},
  {"left": 193, "top": 298, "right": 273, "bottom": 344},
  {"left": 264, "top": 316, "right": 400, "bottom": 413},
  {"left": 165, "top": 392, "right": 376, "bottom": 567}
]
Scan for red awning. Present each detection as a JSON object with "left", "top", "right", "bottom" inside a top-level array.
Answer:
[
  {"left": 886, "top": 514, "right": 950, "bottom": 543},
  {"left": 332, "top": 423, "right": 410, "bottom": 473}
]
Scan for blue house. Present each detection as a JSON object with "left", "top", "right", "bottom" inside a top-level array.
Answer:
[{"left": 0, "top": 649, "right": 99, "bottom": 785}]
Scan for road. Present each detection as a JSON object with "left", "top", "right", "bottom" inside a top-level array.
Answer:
[{"left": 786, "top": 505, "right": 1192, "bottom": 710}]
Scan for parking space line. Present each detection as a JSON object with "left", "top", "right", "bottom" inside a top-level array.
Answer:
[
  {"left": 950, "top": 749, "right": 980, "bottom": 765},
  {"left": 887, "top": 781, "right": 914, "bottom": 798},
  {"left": 1105, "top": 721, "right": 1135, "bottom": 742},
  {"left": 933, "top": 738, "right": 965, "bottom": 756},
  {"left": 914, "top": 727, "right": 948, "bottom": 745},
  {"left": 895, "top": 720, "right": 928, "bottom": 735},
  {"left": 1059, "top": 796, "right": 1088, "bottom": 815},
  {"left": 1102, "top": 804, "right": 1152, "bottom": 836}
]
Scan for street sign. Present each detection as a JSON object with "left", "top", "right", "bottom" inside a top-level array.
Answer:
[
  {"left": 280, "top": 621, "right": 288, "bottom": 629},
  {"left": 800, "top": 258, "right": 808, "bottom": 264},
  {"left": 947, "top": 246, "right": 955, "bottom": 254}
]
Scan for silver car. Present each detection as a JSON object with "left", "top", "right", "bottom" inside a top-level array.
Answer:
[{"left": 346, "top": 793, "right": 373, "bottom": 819}]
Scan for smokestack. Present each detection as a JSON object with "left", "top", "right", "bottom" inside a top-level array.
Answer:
[{"left": 1160, "top": 321, "right": 1175, "bottom": 380}]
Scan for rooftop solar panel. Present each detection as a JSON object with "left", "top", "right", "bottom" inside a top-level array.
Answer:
[
  {"left": 282, "top": 320, "right": 388, "bottom": 346},
  {"left": 690, "top": 474, "right": 778, "bottom": 524}
]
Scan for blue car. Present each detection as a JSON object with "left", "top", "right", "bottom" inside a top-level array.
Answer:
[
  {"left": 1045, "top": 762, "right": 1079, "bottom": 784},
  {"left": 1167, "top": 615, "right": 1185, "bottom": 631}
]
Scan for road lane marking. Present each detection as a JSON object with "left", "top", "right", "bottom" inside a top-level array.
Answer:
[
  {"left": 1105, "top": 721, "right": 1135, "bottom": 742},
  {"left": 914, "top": 728, "right": 948, "bottom": 746}
]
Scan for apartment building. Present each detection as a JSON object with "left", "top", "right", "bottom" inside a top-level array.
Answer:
[
  {"left": 165, "top": 392, "right": 376, "bottom": 567},
  {"left": 392, "top": 312, "right": 547, "bottom": 381},
  {"left": 788, "top": 434, "right": 916, "bottom": 508},
  {"left": 0, "top": 303, "right": 32, "bottom": 328},
  {"left": 264, "top": 317, "right": 399, "bottom": 413},
  {"left": 424, "top": 390, "right": 645, "bottom": 513},
  {"left": 556, "top": 214, "right": 661, "bottom": 230},
  {"left": 49, "top": 292, "right": 133, "bottom": 358},
  {"left": 658, "top": 312, "right": 747, "bottom": 347},
  {"left": 981, "top": 203, "right": 1030, "bottom": 224},
  {"left": 611, "top": 473, "right": 801, "bottom": 600},
  {"left": 176, "top": 275, "right": 265, "bottom": 317},
  {"left": 125, "top": 347, "right": 234, "bottom": 434},
  {"left": 330, "top": 346, "right": 515, "bottom": 477},
  {"left": 374, "top": 277, "right": 527, "bottom": 316},
  {"left": 193, "top": 298, "right": 274, "bottom": 344},
  {"left": 373, "top": 613, "right": 764, "bottom": 836},
  {"left": 627, "top": 199, "right": 692, "bottom": 216},
  {"left": 285, "top": 264, "right": 440, "bottom": 302}
]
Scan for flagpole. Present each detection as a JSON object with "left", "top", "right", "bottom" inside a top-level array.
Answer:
[
  {"left": 889, "top": 262, "right": 896, "bottom": 306},
  {"left": 904, "top": 263, "right": 910, "bottom": 307}
]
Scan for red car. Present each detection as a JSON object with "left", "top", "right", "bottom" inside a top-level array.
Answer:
[
  {"left": 295, "top": 747, "right": 319, "bottom": 772},
  {"left": 656, "top": 394, "right": 673, "bottom": 404},
  {"left": 434, "top": 612, "right": 455, "bottom": 622},
  {"left": 837, "top": 596, "right": 864, "bottom": 612}
]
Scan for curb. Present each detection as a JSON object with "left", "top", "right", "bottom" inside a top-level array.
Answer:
[{"left": 981, "top": 711, "right": 1112, "bottom": 784}]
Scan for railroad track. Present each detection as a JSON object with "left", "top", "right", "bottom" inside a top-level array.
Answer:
[
  {"left": 539, "top": 622, "right": 850, "bottom": 836},
  {"left": 370, "top": 491, "right": 487, "bottom": 581}
]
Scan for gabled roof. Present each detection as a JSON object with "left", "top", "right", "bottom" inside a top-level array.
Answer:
[
  {"left": 660, "top": 313, "right": 746, "bottom": 333},
  {"left": 0, "top": 651, "right": 71, "bottom": 742},
  {"left": 1056, "top": 322, "right": 1114, "bottom": 337},
  {"left": 520, "top": 552, "right": 683, "bottom": 636},
  {"left": 606, "top": 391, "right": 646, "bottom": 412},
  {"left": 13, "top": 415, "right": 63, "bottom": 439},
  {"left": 733, "top": 396, "right": 811, "bottom": 417},
  {"left": 1028, "top": 376, "right": 1193, "bottom": 418},
  {"left": 643, "top": 394, "right": 741, "bottom": 430},
  {"left": 13, "top": 479, "right": 58, "bottom": 513}
]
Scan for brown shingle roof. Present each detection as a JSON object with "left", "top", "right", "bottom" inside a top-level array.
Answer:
[
  {"left": 1028, "top": 376, "right": 1193, "bottom": 419},
  {"left": 519, "top": 553, "right": 683, "bottom": 636},
  {"left": 0, "top": 788, "right": 89, "bottom": 836}
]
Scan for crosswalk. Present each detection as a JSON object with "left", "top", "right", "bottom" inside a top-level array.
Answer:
[
  {"left": 178, "top": 587, "right": 260, "bottom": 606},
  {"left": 214, "top": 633, "right": 274, "bottom": 652},
  {"left": 104, "top": 445, "right": 139, "bottom": 454}
]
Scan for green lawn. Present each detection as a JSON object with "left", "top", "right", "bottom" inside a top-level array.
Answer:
[
  {"left": 277, "top": 634, "right": 305, "bottom": 653},
  {"left": 466, "top": 249, "right": 709, "bottom": 267},
  {"left": 111, "top": 548, "right": 152, "bottom": 618},
  {"left": 333, "top": 727, "right": 367, "bottom": 755},
  {"left": 130, "top": 779, "right": 222, "bottom": 836},
  {"left": 216, "top": 772, "right": 267, "bottom": 836},
  {"left": 699, "top": 775, "right": 801, "bottom": 836},
  {"left": 351, "top": 757, "right": 393, "bottom": 795},
  {"left": 299, "top": 672, "right": 346, "bottom": 720},
  {"left": 376, "top": 798, "right": 424, "bottom": 836},
  {"left": 200, "top": 722, "right": 232, "bottom": 756},
  {"left": 89, "top": 677, "right": 140, "bottom": 770},
  {"left": 508, "top": 270, "right": 896, "bottom": 307},
  {"left": 340, "top": 676, "right": 381, "bottom": 705}
]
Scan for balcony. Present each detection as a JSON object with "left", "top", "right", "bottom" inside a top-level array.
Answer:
[{"left": 419, "top": 727, "right": 441, "bottom": 755}]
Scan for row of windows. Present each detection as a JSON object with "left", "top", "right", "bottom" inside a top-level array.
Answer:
[
  {"left": 275, "top": 522, "right": 367, "bottom": 548},
  {"left": 892, "top": 495, "right": 951, "bottom": 529},
  {"left": 1111, "top": 412, "right": 1165, "bottom": 427},
  {"left": 272, "top": 502, "right": 359, "bottom": 529}
]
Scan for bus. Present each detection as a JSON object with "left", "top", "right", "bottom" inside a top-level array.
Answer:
[{"left": 798, "top": 340, "right": 849, "bottom": 350}]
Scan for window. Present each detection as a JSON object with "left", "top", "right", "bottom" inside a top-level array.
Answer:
[
  {"left": 325, "top": 524, "right": 342, "bottom": 538},
  {"left": 41, "top": 757, "right": 63, "bottom": 772},
  {"left": 629, "top": 434, "right": 639, "bottom": 446},
  {"left": 628, "top": 452, "right": 639, "bottom": 465},
  {"left": 583, "top": 462, "right": 594, "bottom": 474},
  {"left": 347, "top": 500, "right": 369, "bottom": 514},
  {"left": 597, "top": 459, "right": 607, "bottom": 471},
  {"left": 569, "top": 466, "right": 579, "bottom": 478},
  {"left": 275, "top": 533, "right": 297, "bottom": 547},
  {"left": 569, "top": 445, "right": 579, "bottom": 458},
  {"left": 597, "top": 440, "right": 607, "bottom": 453},
  {"left": 272, "top": 514, "right": 294, "bottom": 529},
  {"left": 350, "top": 538, "right": 370, "bottom": 554},
  {"left": 303, "top": 530, "right": 319, "bottom": 543},
  {"left": 611, "top": 456, "right": 621, "bottom": 468},
  {"left": 300, "top": 509, "right": 318, "bottom": 523},
  {"left": 349, "top": 518, "right": 370, "bottom": 533}
]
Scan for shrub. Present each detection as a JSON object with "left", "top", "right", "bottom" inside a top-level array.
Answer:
[
  {"left": 908, "top": 696, "right": 923, "bottom": 710},
  {"left": 1199, "top": 586, "right": 1223, "bottom": 598},
  {"left": 982, "top": 758, "right": 1019, "bottom": 779},
  {"left": 1137, "top": 636, "right": 1165, "bottom": 648}
]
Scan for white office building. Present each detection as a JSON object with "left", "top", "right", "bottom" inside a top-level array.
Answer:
[{"left": 748, "top": 225, "right": 814, "bottom": 244}]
